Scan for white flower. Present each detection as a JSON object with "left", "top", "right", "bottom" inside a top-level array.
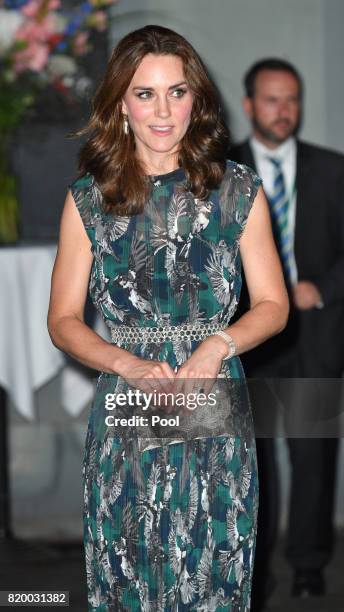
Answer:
[
  {"left": 75, "top": 76, "right": 93, "bottom": 97},
  {"left": 47, "top": 54, "right": 78, "bottom": 77},
  {"left": 62, "top": 75, "right": 75, "bottom": 88},
  {"left": 0, "top": 9, "right": 24, "bottom": 56},
  {"left": 53, "top": 14, "right": 68, "bottom": 35}
]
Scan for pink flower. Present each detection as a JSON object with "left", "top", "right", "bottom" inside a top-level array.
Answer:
[
  {"left": 14, "top": 39, "right": 49, "bottom": 72},
  {"left": 22, "top": 0, "right": 60, "bottom": 19},
  {"left": 73, "top": 31, "right": 89, "bottom": 56},
  {"left": 15, "top": 15, "right": 55, "bottom": 44}
]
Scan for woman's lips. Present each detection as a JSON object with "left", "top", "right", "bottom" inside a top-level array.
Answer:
[{"left": 149, "top": 126, "right": 174, "bottom": 136}]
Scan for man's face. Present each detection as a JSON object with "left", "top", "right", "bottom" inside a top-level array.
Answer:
[{"left": 243, "top": 69, "right": 301, "bottom": 146}]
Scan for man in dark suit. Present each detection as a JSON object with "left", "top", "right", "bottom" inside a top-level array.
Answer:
[{"left": 230, "top": 59, "right": 344, "bottom": 610}]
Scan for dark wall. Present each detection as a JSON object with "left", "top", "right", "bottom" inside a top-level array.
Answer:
[{"left": 13, "top": 21, "right": 109, "bottom": 242}]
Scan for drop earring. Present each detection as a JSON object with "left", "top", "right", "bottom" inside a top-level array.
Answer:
[{"left": 123, "top": 115, "right": 129, "bottom": 135}]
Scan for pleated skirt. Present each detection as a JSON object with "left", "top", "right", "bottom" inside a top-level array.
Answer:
[{"left": 83, "top": 431, "right": 258, "bottom": 611}]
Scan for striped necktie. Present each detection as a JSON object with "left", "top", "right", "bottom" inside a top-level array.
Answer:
[{"left": 267, "top": 157, "right": 292, "bottom": 285}]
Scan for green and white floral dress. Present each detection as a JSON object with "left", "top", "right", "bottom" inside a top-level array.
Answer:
[{"left": 71, "top": 160, "right": 262, "bottom": 611}]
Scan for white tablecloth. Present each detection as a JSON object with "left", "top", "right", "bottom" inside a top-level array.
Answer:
[{"left": 0, "top": 245, "right": 107, "bottom": 420}]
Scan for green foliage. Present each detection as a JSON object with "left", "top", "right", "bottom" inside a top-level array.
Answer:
[
  {"left": 0, "top": 75, "right": 35, "bottom": 243},
  {"left": 0, "top": 159, "right": 19, "bottom": 243}
]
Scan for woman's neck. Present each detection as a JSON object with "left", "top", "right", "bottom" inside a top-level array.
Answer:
[{"left": 137, "top": 149, "right": 180, "bottom": 176}]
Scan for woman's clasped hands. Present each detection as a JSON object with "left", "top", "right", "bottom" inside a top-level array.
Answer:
[{"left": 117, "top": 334, "right": 228, "bottom": 416}]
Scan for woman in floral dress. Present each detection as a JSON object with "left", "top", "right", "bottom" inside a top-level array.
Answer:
[{"left": 48, "top": 25, "right": 288, "bottom": 611}]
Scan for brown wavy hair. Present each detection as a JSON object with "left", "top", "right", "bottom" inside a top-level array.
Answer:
[{"left": 77, "top": 24, "right": 229, "bottom": 216}]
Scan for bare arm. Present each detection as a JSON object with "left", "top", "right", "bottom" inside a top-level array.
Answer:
[
  {"left": 176, "top": 186, "right": 289, "bottom": 377},
  {"left": 47, "top": 190, "right": 175, "bottom": 386},
  {"left": 47, "top": 190, "right": 131, "bottom": 374},
  {"left": 222, "top": 184, "right": 289, "bottom": 355}
]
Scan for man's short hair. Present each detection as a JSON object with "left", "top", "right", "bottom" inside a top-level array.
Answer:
[{"left": 244, "top": 58, "right": 303, "bottom": 98}]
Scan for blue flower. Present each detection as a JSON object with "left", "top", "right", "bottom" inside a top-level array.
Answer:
[
  {"left": 80, "top": 2, "right": 93, "bottom": 15},
  {"left": 4, "top": 0, "right": 30, "bottom": 9},
  {"left": 55, "top": 41, "right": 68, "bottom": 52},
  {"left": 64, "top": 20, "right": 82, "bottom": 37}
]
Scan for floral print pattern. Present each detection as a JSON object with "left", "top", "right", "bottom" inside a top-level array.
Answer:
[{"left": 71, "top": 161, "right": 262, "bottom": 611}]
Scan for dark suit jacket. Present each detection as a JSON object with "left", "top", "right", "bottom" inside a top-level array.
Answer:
[{"left": 229, "top": 139, "right": 344, "bottom": 377}]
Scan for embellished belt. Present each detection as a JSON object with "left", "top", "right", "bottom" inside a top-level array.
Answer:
[{"left": 109, "top": 321, "right": 227, "bottom": 346}]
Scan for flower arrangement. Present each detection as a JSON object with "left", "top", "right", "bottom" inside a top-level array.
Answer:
[{"left": 0, "top": 0, "right": 119, "bottom": 242}]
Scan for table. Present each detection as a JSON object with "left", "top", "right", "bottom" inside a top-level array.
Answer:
[
  {"left": 0, "top": 244, "right": 107, "bottom": 538},
  {"left": 0, "top": 244, "right": 106, "bottom": 420},
  {"left": 0, "top": 245, "right": 62, "bottom": 420}
]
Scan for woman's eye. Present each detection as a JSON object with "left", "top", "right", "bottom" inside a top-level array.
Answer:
[
  {"left": 136, "top": 91, "right": 152, "bottom": 99},
  {"left": 172, "top": 88, "right": 187, "bottom": 97},
  {"left": 135, "top": 88, "right": 187, "bottom": 99}
]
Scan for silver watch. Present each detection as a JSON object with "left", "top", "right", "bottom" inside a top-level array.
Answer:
[{"left": 213, "top": 331, "right": 236, "bottom": 360}]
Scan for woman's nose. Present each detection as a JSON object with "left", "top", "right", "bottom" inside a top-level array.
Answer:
[{"left": 155, "top": 95, "right": 171, "bottom": 118}]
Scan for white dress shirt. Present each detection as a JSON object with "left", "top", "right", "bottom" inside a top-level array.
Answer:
[{"left": 250, "top": 136, "right": 298, "bottom": 285}]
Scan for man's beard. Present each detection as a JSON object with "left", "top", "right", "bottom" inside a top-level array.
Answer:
[{"left": 252, "top": 117, "right": 299, "bottom": 144}]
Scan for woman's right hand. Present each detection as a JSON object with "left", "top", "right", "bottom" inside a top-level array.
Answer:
[{"left": 116, "top": 354, "right": 176, "bottom": 410}]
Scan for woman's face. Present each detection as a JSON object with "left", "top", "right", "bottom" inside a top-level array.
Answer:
[{"left": 121, "top": 53, "right": 193, "bottom": 166}]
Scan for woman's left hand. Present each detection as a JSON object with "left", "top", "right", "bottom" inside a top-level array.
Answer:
[{"left": 166, "top": 335, "right": 228, "bottom": 414}]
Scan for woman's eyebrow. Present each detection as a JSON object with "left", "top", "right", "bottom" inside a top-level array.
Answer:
[{"left": 132, "top": 81, "right": 188, "bottom": 91}]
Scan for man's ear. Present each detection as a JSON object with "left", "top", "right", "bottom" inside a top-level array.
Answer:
[{"left": 243, "top": 96, "right": 253, "bottom": 120}]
